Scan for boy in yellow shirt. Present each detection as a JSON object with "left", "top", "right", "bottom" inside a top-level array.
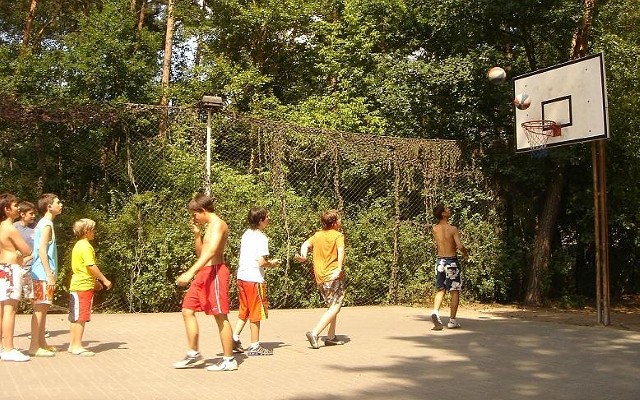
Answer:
[
  {"left": 295, "top": 210, "right": 346, "bottom": 349},
  {"left": 68, "top": 219, "right": 111, "bottom": 356}
]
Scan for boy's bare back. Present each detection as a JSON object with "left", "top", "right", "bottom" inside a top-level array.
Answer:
[{"left": 432, "top": 222, "right": 466, "bottom": 259}]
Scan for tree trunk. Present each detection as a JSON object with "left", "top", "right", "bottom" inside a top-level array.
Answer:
[
  {"left": 523, "top": 0, "right": 598, "bottom": 306},
  {"left": 159, "top": 0, "right": 176, "bottom": 138},
  {"left": 137, "top": 0, "right": 146, "bottom": 35},
  {"left": 525, "top": 166, "right": 564, "bottom": 305},
  {"left": 571, "top": 0, "right": 597, "bottom": 59},
  {"left": 132, "top": 0, "right": 146, "bottom": 54},
  {"left": 194, "top": 0, "right": 206, "bottom": 67},
  {"left": 20, "top": 0, "right": 38, "bottom": 56}
]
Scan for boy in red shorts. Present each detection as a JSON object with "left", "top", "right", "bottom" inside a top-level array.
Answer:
[
  {"left": 68, "top": 218, "right": 111, "bottom": 356},
  {"left": 174, "top": 194, "right": 237, "bottom": 371},
  {"left": 232, "top": 207, "right": 281, "bottom": 356}
]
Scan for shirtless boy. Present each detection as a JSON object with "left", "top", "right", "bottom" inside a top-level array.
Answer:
[
  {"left": 430, "top": 203, "right": 468, "bottom": 331},
  {"left": 173, "top": 193, "right": 237, "bottom": 371},
  {"left": 0, "top": 193, "right": 33, "bottom": 361}
]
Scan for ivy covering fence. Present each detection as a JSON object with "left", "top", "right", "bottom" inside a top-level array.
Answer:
[{"left": 1, "top": 102, "right": 505, "bottom": 312}]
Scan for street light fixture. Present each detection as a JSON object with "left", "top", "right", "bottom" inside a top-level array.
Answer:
[{"left": 201, "top": 95, "right": 223, "bottom": 195}]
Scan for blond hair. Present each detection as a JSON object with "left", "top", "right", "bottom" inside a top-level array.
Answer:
[{"left": 73, "top": 218, "right": 96, "bottom": 238}]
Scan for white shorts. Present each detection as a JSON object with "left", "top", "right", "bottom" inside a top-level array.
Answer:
[{"left": 0, "top": 263, "right": 27, "bottom": 302}]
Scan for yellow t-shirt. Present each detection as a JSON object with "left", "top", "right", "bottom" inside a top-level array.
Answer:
[
  {"left": 69, "top": 238, "right": 97, "bottom": 292},
  {"left": 309, "top": 229, "right": 344, "bottom": 284}
]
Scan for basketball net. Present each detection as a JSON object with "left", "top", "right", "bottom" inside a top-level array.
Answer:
[{"left": 521, "top": 120, "right": 561, "bottom": 151}]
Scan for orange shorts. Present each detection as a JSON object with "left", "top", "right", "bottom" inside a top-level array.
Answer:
[
  {"left": 69, "top": 290, "right": 94, "bottom": 323},
  {"left": 237, "top": 280, "right": 268, "bottom": 322},
  {"left": 32, "top": 280, "right": 55, "bottom": 305},
  {"left": 182, "top": 264, "right": 230, "bottom": 315}
]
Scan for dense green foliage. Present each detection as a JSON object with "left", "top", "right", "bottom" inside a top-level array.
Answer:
[{"left": 1, "top": 0, "right": 639, "bottom": 311}]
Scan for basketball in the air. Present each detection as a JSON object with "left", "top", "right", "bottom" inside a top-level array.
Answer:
[
  {"left": 487, "top": 66, "right": 506, "bottom": 84},
  {"left": 513, "top": 93, "right": 531, "bottom": 110}
]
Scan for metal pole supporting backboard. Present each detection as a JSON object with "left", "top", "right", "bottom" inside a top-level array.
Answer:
[
  {"left": 205, "top": 109, "right": 212, "bottom": 195},
  {"left": 592, "top": 140, "right": 610, "bottom": 325}
]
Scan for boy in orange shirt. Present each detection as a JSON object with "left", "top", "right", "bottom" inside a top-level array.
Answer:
[{"left": 295, "top": 210, "right": 346, "bottom": 349}]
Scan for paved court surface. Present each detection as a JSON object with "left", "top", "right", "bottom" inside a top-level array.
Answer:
[{"left": 1, "top": 306, "right": 639, "bottom": 399}]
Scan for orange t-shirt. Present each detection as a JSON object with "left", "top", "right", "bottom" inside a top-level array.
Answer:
[{"left": 309, "top": 229, "right": 344, "bottom": 284}]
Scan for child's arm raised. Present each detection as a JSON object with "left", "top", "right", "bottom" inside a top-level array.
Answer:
[
  {"left": 190, "top": 221, "right": 203, "bottom": 258},
  {"left": 176, "top": 219, "right": 226, "bottom": 286}
]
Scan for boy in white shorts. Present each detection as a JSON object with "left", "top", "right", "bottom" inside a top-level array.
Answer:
[{"left": 0, "top": 193, "right": 33, "bottom": 362}]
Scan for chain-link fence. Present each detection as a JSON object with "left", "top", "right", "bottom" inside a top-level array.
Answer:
[{"left": 1, "top": 102, "right": 507, "bottom": 313}]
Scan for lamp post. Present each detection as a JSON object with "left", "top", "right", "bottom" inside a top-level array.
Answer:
[{"left": 201, "top": 95, "right": 223, "bottom": 195}]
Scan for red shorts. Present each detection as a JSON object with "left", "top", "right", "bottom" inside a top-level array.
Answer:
[
  {"left": 182, "top": 264, "right": 230, "bottom": 315},
  {"left": 69, "top": 290, "right": 94, "bottom": 323},
  {"left": 237, "top": 280, "right": 268, "bottom": 322}
]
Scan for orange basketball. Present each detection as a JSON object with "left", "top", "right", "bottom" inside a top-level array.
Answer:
[
  {"left": 487, "top": 66, "right": 506, "bottom": 85},
  {"left": 513, "top": 93, "right": 531, "bottom": 110}
]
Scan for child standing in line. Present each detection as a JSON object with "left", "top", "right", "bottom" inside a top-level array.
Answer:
[
  {"left": 68, "top": 219, "right": 111, "bottom": 356},
  {"left": 0, "top": 193, "right": 33, "bottom": 362},
  {"left": 29, "top": 193, "right": 63, "bottom": 357},
  {"left": 295, "top": 210, "right": 346, "bottom": 349},
  {"left": 14, "top": 201, "right": 37, "bottom": 304},
  {"left": 13, "top": 201, "right": 37, "bottom": 269},
  {"left": 232, "top": 207, "right": 281, "bottom": 356}
]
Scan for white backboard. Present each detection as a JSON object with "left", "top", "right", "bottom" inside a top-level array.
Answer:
[{"left": 514, "top": 53, "right": 609, "bottom": 152}]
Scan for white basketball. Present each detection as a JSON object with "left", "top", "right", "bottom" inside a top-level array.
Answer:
[
  {"left": 487, "top": 66, "right": 507, "bottom": 85},
  {"left": 513, "top": 93, "right": 531, "bottom": 110}
]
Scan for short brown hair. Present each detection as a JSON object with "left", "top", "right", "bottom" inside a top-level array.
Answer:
[
  {"left": 73, "top": 218, "right": 96, "bottom": 238},
  {"left": 188, "top": 193, "right": 216, "bottom": 213},
  {"left": 18, "top": 201, "right": 35, "bottom": 214},
  {"left": 37, "top": 193, "right": 58, "bottom": 215},
  {"left": 247, "top": 207, "right": 268, "bottom": 229},
  {"left": 433, "top": 203, "right": 446, "bottom": 220},
  {"left": 320, "top": 210, "right": 340, "bottom": 229},
  {"left": 0, "top": 193, "right": 18, "bottom": 221}
]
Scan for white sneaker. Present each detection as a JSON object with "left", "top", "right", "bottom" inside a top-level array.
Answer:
[
  {"left": 172, "top": 352, "right": 203, "bottom": 369},
  {"left": 206, "top": 358, "right": 238, "bottom": 371},
  {"left": 1, "top": 348, "right": 30, "bottom": 362},
  {"left": 447, "top": 321, "right": 461, "bottom": 329}
]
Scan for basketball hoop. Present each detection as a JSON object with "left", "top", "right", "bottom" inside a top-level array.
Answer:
[{"left": 521, "top": 120, "right": 561, "bottom": 151}]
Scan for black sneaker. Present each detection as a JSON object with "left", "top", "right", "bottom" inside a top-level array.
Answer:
[
  {"left": 305, "top": 331, "right": 320, "bottom": 349},
  {"left": 324, "top": 336, "right": 345, "bottom": 346},
  {"left": 431, "top": 313, "right": 443, "bottom": 331},
  {"left": 247, "top": 344, "right": 273, "bottom": 356},
  {"left": 172, "top": 352, "right": 204, "bottom": 369},
  {"left": 232, "top": 339, "right": 245, "bottom": 353}
]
